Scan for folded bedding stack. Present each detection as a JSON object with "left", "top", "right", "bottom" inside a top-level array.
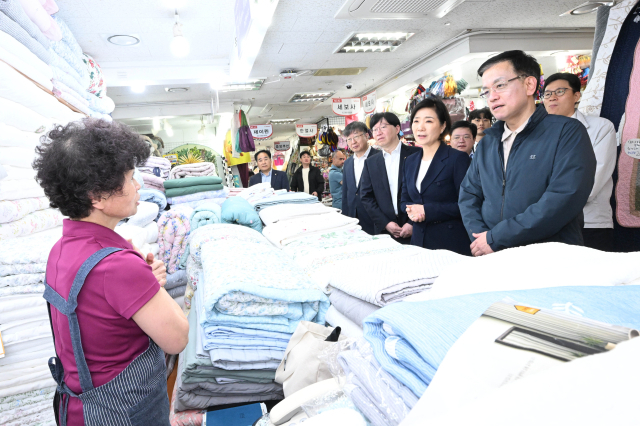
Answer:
[
  {"left": 0, "top": 226, "right": 62, "bottom": 426},
  {"left": 115, "top": 201, "right": 159, "bottom": 258},
  {"left": 138, "top": 188, "right": 167, "bottom": 220},
  {"left": 164, "top": 176, "right": 224, "bottom": 199},
  {"left": 167, "top": 187, "right": 228, "bottom": 209},
  {"left": 139, "top": 156, "right": 172, "bottom": 192},
  {"left": 169, "top": 162, "right": 218, "bottom": 179},
  {"left": 220, "top": 196, "right": 262, "bottom": 232},
  {"left": 250, "top": 190, "right": 319, "bottom": 211}
]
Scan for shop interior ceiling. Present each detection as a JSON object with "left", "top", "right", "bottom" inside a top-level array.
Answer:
[{"left": 56, "top": 0, "right": 598, "bottom": 147}]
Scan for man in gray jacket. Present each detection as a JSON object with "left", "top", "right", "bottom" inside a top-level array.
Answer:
[{"left": 459, "top": 50, "right": 596, "bottom": 256}]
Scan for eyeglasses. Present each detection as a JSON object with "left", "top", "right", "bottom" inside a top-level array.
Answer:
[
  {"left": 371, "top": 124, "right": 389, "bottom": 134},
  {"left": 479, "top": 75, "right": 527, "bottom": 99},
  {"left": 542, "top": 88, "right": 570, "bottom": 99},
  {"left": 345, "top": 133, "right": 365, "bottom": 144}
]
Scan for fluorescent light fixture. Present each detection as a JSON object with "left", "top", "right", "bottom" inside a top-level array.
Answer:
[
  {"left": 336, "top": 32, "right": 415, "bottom": 54},
  {"left": 560, "top": 1, "right": 616, "bottom": 16},
  {"left": 107, "top": 35, "right": 140, "bottom": 46},
  {"left": 219, "top": 80, "right": 265, "bottom": 92},
  {"left": 165, "top": 87, "right": 190, "bottom": 93},
  {"left": 131, "top": 84, "right": 146, "bottom": 93},
  {"left": 163, "top": 119, "right": 174, "bottom": 137},
  {"left": 289, "top": 92, "right": 334, "bottom": 103},
  {"left": 170, "top": 11, "right": 190, "bottom": 58},
  {"left": 268, "top": 118, "right": 299, "bottom": 124}
]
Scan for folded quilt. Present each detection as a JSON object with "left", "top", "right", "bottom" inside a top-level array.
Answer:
[
  {"left": 166, "top": 184, "right": 224, "bottom": 199},
  {"left": 0, "top": 272, "right": 43, "bottom": 287},
  {"left": 263, "top": 212, "right": 360, "bottom": 248},
  {"left": 169, "top": 386, "right": 204, "bottom": 426},
  {"left": 259, "top": 203, "right": 339, "bottom": 226},
  {"left": 0, "top": 283, "right": 44, "bottom": 297},
  {"left": 0, "top": 97, "right": 53, "bottom": 134},
  {"left": 0, "top": 123, "right": 43, "bottom": 148},
  {"left": 189, "top": 202, "right": 221, "bottom": 231},
  {"left": 125, "top": 201, "right": 159, "bottom": 228},
  {"left": 138, "top": 188, "right": 167, "bottom": 220},
  {"left": 329, "top": 287, "right": 380, "bottom": 327},
  {"left": 0, "top": 178, "right": 45, "bottom": 201},
  {"left": 0, "top": 0, "right": 51, "bottom": 49},
  {"left": 0, "top": 44, "right": 53, "bottom": 90},
  {"left": 0, "top": 164, "right": 6, "bottom": 180},
  {"left": 251, "top": 191, "right": 319, "bottom": 211},
  {"left": 114, "top": 222, "right": 158, "bottom": 249},
  {"left": 164, "top": 176, "right": 223, "bottom": 189},
  {"left": 330, "top": 247, "right": 465, "bottom": 307},
  {"left": 166, "top": 188, "right": 228, "bottom": 205},
  {"left": 237, "top": 183, "right": 277, "bottom": 204},
  {"left": 0, "top": 225, "right": 60, "bottom": 268},
  {"left": 54, "top": 89, "right": 92, "bottom": 116},
  {"left": 0, "top": 24, "right": 52, "bottom": 77},
  {"left": 282, "top": 228, "right": 388, "bottom": 254},
  {"left": 199, "top": 238, "right": 329, "bottom": 333},
  {"left": 0, "top": 197, "right": 49, "bottom": 224},
  {"left": 0, "top": 208, "right": 63, "bottom": 240},
  {"left": 140, "top": 156, "right": 171, "bottom": 178},
  {"left": 169, "top": 162, "right": 217, "bottom": 180},
  {"left": 158, "top": 205, "right": 193, "bottom": 274},
  {"left": 325, "top": 305, "right": 364, "bottom": 339},
  {"left": 166, "top": 270, "right": 188, "bottom": 291},
  {"left": 220, "top": 197, "right": 262, "bottom": 232},
  {"left": 364, "top": 285, "right": 640, "bottom": 398},
  {"left": 141, "top": 172, "right": 165, "bottom": 192}
]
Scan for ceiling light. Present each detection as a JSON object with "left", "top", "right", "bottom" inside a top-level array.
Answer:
[
  {"left": 163, "top": 119, "right": 173, "bottom": 137},
  {"left": 170, "top": 11, "right": 189, "bottom": 58},
  {"left": 268, "top": 118, "right": 299, "bottom": 125},
  {"left": 289, "top": 92, "right": 334, "bottom": 103},
  {"left": 444, "top": 22, "right": 451, "bottom": 26},
  {"left": 131, "top": 84, "right": 146, "bottom": 93},
  {"left": 336, "top": 32, "right": 414, "bottom": 54},
  {"left": 560, "top": 1, "right": 616, "bottom": 16},
  {"left": 165, "top": 87, "right": 190, "bottom": 93},
  {"left": 219, "top": 80, "right": 265, "bottom": 92},
  {"left": 107, "top": 35, "right": 140, "bottom": 46}
]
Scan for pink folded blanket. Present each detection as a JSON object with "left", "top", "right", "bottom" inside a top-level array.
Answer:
[
  {"left": 140, "top": 156, "right": 171, "bottom": 179},
  {"left": 157, "top": 205, "right": 193, "bottom": 274},
  {"left": 142, "top": 173, "right": 165, "bottom": 193},
  {"left": 169, "top": 162, "right": 217, "bottom": 180}
]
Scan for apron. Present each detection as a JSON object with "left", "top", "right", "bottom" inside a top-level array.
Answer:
[{"left": 43, "top": 247, "right": 171, "bottom": 426}]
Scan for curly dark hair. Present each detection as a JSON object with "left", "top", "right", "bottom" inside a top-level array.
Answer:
[{"left": 33, "top": 119, "right": 150, "bottom": 219}]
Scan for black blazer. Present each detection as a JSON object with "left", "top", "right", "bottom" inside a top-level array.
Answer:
[
  {"left": 248, "top": 169, "right": 290, "bottom": 191},
  {"left": 291, "top": 165, "right": 324, "bottom": 201},
  {"left": 360, "top": 143, "right": 422, "bottom": 235},
  {"left": 400, "top": 143, "right": 471, "bottom": 255},
  {"left": 342, "top": 148, "right": 381, "bottom": 235}
]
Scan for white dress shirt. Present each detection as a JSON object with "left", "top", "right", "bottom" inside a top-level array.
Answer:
[
  {"left": 353, "top": 146, "right": 372, "bottom": 187},
  {"left": 501, "top": 119, "right": 529, "bottom": 169},
  {"left": 302, "top": 168, "right": 310, "bottom": 194},
  {"left": 382, "top": 141, "right": 403, "bottom": 215},
  {"left": 416, "top": 159, "right": 432, "bottom": 192}
]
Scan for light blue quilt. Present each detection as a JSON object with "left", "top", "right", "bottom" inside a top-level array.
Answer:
[
  {"left": 363, "top": 285, "right": 640, "bottom": 398},
  {"left": 251, "top": 192, "right": 319, "bottom": 211}
]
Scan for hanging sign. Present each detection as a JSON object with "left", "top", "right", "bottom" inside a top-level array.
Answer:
[
  {"left": 295, "top": 124, "right": 318, "bottom": 138},
  {"left": 332, "top": 97, "right": 361, "bottom": 116},
  {"left": 250, "top": 124, "right": 273, "bottom": 139},
  {"left": 163, "top": 154, "right": 178, "bottom": 165},
  {"left": 274, "top": 141, "right": 290, "bottom": 151},
  {"left": 362, "top": 91, "right": 376, "bottom": 114}
]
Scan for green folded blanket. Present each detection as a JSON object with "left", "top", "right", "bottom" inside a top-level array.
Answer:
[
  {"left": 164, "top": 176, "right": 223, "bottom": 189},
  {"left": 165, "top": 184, "right": 224, "bottom": 198}
]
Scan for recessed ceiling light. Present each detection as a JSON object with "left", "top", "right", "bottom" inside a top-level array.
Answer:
[
  {"left": 107, "top": 35, "right": 140, "bottom": 46},
  {"left": 560, "top": 1, "right": 616, "bottom": 16},
  {"left": 165, "top": 87, "right": 190, "bottom": 93},
  {"left": 336, "top": 32, "right": 414, "bottom": 54},
  {"left": 268, "top": 118, "right": 299, "bottom": 124},
  {"left": 444, "top": 22, "right": 451, "bottom": 26},
  {"left": 289, "top": 92, "right": 334, "bottom": 103}
]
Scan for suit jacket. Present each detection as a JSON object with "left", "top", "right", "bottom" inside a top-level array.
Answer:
[
  {"left": 360, "top": 143, "right": 422, "bottom": 236},
  {"left": 248, "top": 169, "right": 290, "bottom": 191},
  {"left": 400, "top": 143, "right": 471, "bottom": 255},
  {"left": 291, "top": 165, "right": 324, "bottom": 201},
  {"left": 342, "top": 148, "right": 381, "bottom": 235}
]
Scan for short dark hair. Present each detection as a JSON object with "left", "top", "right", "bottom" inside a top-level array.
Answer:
[
  {"left": 468, "top": 107, "right": 494, "bottom": 122},
  {"left": 544, "top": 72, "right": 581, "bottom": 93},
  {"left": 409, "top": 97, "right": 452, "bottom": 140},
  {"left": 343, "top": 121, "right": 369, "bottom": 137},
  {"left": 300, "top": 150, "right": 312, "bottom": 159},
  {"left": 33, "top": 119, "right": 150, "bottom": 219},
  {"left": 254, "top": 149, "right": 271, "bottom": 162},
  {"left": 370, "top": 112, "right": 401, "bottom": 131},
  {"left": 478, "top": 50, "right": 541, "bottom": 95},
  {"left": 451, "top": 121, "right": 477, "bottom": 139}
]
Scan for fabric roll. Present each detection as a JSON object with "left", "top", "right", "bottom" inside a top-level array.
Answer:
[
  {"left": 87, "top": 94, "right": 115, "bottom": 114},
  {"left": 0, "top": 208, "right": 62, "bottom": 240},
  {"left": 0, "top": 0, "right": 51, "bottom": 49},
  {"left": 114, "top": 222, "right": 158, "bottom": 249},
  {"left": 189, "top": 202, "right": 221, "bottom": 231},
  {"left": 0, "top": 197, "right": 49, "bottom": 224},
  {"left": 51, "top": 36, "right": 87, "bottom": 82},
  {"left": 220, "top": 197, "right": 262, "bottom": 232},
  {"left": 1, "top": 165, "right": 36, "bottom": 181},
  {"left": 0, "top": 12, "right": 51, "bottom": 66},
  {"left": 169, "top": 162, "right": 217, "bottom": 179},
  {"left": 158, "top": 205, "right": 193, "bottom": 274},
  {"left": 41, "top": 0, "right": 58, "bottom": 15}
]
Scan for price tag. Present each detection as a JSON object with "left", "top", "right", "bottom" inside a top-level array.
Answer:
[
  {"left": 332, "top": 97, "right": 361, "bottom": 117},
  {"left": 295, "top": 124, "right": 318, "bottom": 138},
  {"left": 362, "top": 91, "right": 376, "bottom": 114},
  {"left": 250, "top": 124, "right": 273, "bottom": 139},
  {"left": 163, "top": 154, "right": 178, "bottom": 165},
  {"left": 624, "top": 138, "right": 640, "bottom": 160},
  {"left": 274, "top": 141, "right": 291, "bottom": 151}
]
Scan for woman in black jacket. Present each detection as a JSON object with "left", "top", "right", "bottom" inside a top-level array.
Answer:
[{"left": 291, "top": 151, "right": 325, "bottom": 201}]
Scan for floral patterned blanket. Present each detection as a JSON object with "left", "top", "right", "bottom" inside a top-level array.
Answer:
[{"left": 158, "top": 206, "right": 194, "bottom": 274}]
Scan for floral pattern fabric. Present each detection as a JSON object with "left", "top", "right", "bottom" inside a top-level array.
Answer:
[
  {"left": 0, "top": 197, "right": 49, "bottom": 224},
  {"left": 158, "top": 206, "right": 194, "bottom": 274},
  {"left": 82, "top": 53, "right": 105, "bottom": 98},
  {"left": 0, "top": 209, "right": 63, "bottom": 240}
]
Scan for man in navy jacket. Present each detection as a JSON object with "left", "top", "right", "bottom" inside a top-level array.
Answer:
[
  {"left": 459, "top": 50, "right": 596, "bottom": 256},
  {"left": 341, "top": 121, "right": 381, "bottom": 234},
  {"left": 249, "top": 149, "right": 290, "bottom": 191},
  {"left": 360, "top": 113, "right": 422, "bottom": 244}
]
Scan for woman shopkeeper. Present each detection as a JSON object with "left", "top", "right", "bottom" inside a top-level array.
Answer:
[{"left": 33, "top": 119, "right": 188, "bottom": 426}]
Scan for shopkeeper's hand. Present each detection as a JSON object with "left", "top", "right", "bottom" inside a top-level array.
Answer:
[
  {"left": 312, "top": 192, "right": 318, "bottom": 197},
  {"left": 146, "top": 253, "right": 167, "bottom": 287},
  {"left": 471, "top": 232, "right": 494, "bottom": 257},
  {"left": 406, "top": 204, "right": 425, "bottom": 223},
  {"left": 399, "top": 223, "right": 413, "bottom": 239}
]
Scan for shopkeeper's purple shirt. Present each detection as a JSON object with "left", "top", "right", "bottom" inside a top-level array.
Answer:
[{"left": 46, "top": 220, "right": 160, "bottom": 426}]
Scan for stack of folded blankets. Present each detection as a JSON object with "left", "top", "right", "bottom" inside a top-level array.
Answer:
[
  {"left": 139, "top": 156, "right": 171, "bottom": 192},
  {"left": 164, "top": 176, "right": 224, "bottom": 199},
  {"left": 250, "top": 188, "right": 319, "bottom": 211},
  {"left": 174, "top": 223, "right": 330, "bottom": 414},
  {"left": 167, "top": 187, "right": 228, "bottom": 210},
  {"left": 115, "top": 200, "right": 159, "bottom": 259},
  {"left": 0, "top": 227, "right": 62, "bottom": 426},
  {"left": 138, "top": 188, "right": 167, "bottom": 221},
  {"left": 169, "top": 162, "right": 217, "bottom": 180},
  {"left": 165, "top": 269, "right": 188, "bottom": 309}
]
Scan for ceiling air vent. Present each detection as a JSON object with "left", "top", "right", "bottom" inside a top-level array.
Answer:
[
  {"left": 313, "top": 67, "right": 367, "bottom": 76},
  {"left": 335, "top": 0, "right": 467, "bottom": 19},
  {"left": 335, "top": 32, "right": 414, "bottom": 53}
]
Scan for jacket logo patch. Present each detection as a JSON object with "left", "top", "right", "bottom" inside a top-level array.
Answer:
[{"left": 529, "top": 155, "right": 536, "bottom": 160}]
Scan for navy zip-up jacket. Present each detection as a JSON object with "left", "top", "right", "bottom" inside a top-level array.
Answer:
[{"left": 459, "top": 105, "right": 596, "bottom": 252}]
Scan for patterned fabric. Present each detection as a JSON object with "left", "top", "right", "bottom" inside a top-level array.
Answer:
[
  {"left": 169, "top": 385, "right": 204, "bottom": 426},
  {"left": 158, "top": 206, "right": 193, "bottom": 274},
  {"left": 0, "top": 197, "right": 49, "bottom": 224},
  {"left": 0, "top": 209, "right": 63, "bottom": 240},
  {"left": 82, "top": 53, "right": 106, "bottom": 98},
  {"left": 169, "top": 162, "right": 217, "bottom": 179},
  {"left": 262, "top": 212, "right": 359, "bottom": 247},
  {"left": 282, "top": 228, "right": 383, "bottom": 255},
  {"left": 0, "top": 226, "right": 61, "bottom": 266}
]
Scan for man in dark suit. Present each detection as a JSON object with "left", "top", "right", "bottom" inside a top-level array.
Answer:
[
  {"left": 291, "top": 151, "right": 325, "bottom": 201},
  {"left": 248, "top": 149, "right": 290, "bottom": 191},
  {"left": 360, "top": 112, "right": 422, "bottom": 244},
  {"left": 341, "top": 121, "right": 381, "bottom": 235}
]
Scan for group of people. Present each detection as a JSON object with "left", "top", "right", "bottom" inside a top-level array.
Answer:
[{"left": 251, "top": 50, "right": 617, "bottom": 256}]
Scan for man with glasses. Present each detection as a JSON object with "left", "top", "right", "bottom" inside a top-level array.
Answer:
[
  {"left": 459, "top": 50, "right": 596, "bottom": 256},
  {"left": 341, "top": 121, "right": 381, "bottom": 234},
  {"left": 543, "top": 72, "right": 617, "bottom": 251},
  {"left": 450, "top": 121, "right": 477, "bottom": 157},
  {"left": 360, "top": 112, "right": 421, "bottom": 243}
]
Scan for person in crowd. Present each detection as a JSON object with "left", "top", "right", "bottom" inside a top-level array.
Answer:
[
  {"left": 291, "top": 150, "right": 324, "bottom": 201},
  {"left": 459, "top": 50, "right": 596, "bottom": 256},
  {"left": 401, "top": 98, "right": 472, "bottom": 255},
  {"left": 329, "top": 150, "right": 346, "bottom": 209},
  {"left": 469, "top": 107, "right": 493, "bottom": 146},
  {"left": 33, "top": 119, "right": 188, "bottom": 426},
  {"left": 450, "top": 120, "right": 477, "bottom": 157},
  {"left": 249, "top": 149, "right": 290, "bottom": 191},
  {"left": 341, "top": 121, "right": 381, "bottom": 234},
  {"left": 360, "top": 112, "right": 422, "bottom": 244},
  {"left": 543, "top": 72, "right": 617, "bottom": 251}
]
